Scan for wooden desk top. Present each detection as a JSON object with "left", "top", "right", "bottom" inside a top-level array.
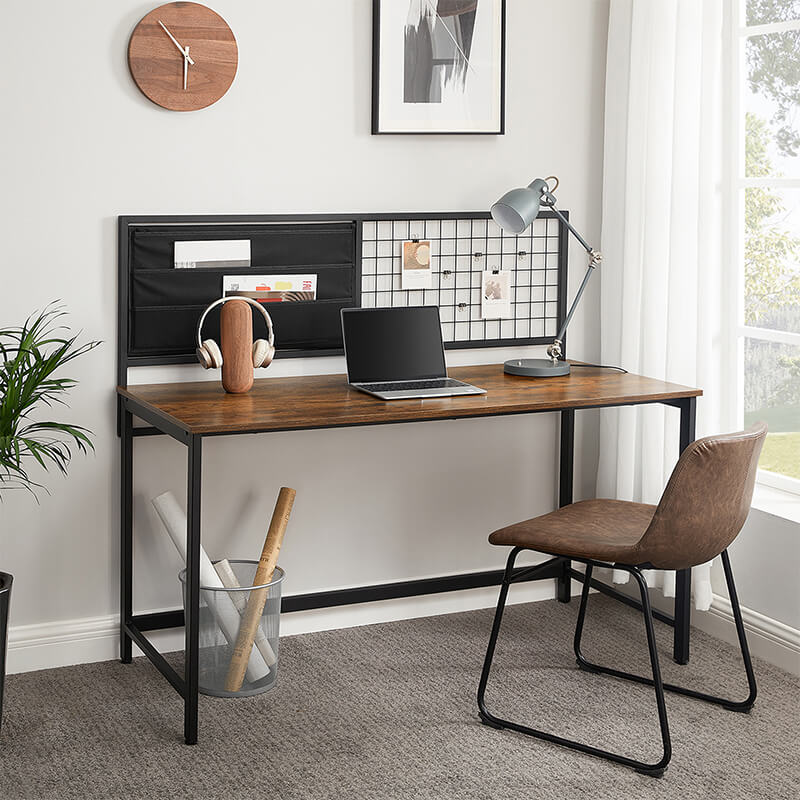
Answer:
[{"left": 118, "top": 364, "right": 701, "bottom": 437}]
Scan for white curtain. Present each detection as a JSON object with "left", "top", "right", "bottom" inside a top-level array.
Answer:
[{"left": 598, "top": 0, "right": 730, "bottom": 610}]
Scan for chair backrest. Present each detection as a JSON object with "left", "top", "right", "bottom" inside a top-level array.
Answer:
[{"left": 634, "top": 423, "right": 767, "bottom": 570}]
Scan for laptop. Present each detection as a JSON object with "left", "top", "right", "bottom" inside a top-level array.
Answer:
[{"left": 341, "top": 306, "right": 487, "bottom": 400}]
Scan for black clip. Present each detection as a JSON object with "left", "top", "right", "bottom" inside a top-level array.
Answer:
[
  {"left": 442, "top": 269, "right": 453, "bottom": 276},
  {"left": 457, "top": 302, "right": 467, "bottom": 310},
  {"left": 473, "top": 251, "right": 484, "bottom": 260},
  {"left": 517, "top": 250, "right": 527, "bottom": 258}
]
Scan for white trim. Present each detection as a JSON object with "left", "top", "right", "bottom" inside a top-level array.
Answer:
[
  {"left": 740, "top": 20, "right": 800, "bottom": 37},
  {"left": 752, "top": 480, "right": 800, "bottom": 521},
  {"left": 6, "top": 579, "right": 567, "bottom": 675},
  {"left": 740, "top": 326, "right": 800, "bottom": 345},
  {"left": 738, "top": 177, "right": 800, "bottom": 188},
  {"left": 694, "top": 593, "right": 800, "bottom": 676},
  {"left": 757, "top": 466, "right": 800, "bottom": 496}
]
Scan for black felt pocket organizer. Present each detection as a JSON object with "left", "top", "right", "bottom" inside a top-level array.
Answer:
[{"left": 127, "top": 222, "right": 357, "bottom": 358}]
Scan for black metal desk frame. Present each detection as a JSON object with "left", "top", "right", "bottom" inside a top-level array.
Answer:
[{"left": 118, "top": 391, "right": 696, "bottom": 745}]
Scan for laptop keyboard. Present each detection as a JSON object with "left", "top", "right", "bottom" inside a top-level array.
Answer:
[{"left": 359, "top": 378, "right": 463, "bottom": 392}]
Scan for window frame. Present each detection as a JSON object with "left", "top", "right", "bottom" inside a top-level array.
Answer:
[{"left": 730, "top": 1, "right": 800, "bottom": 496}]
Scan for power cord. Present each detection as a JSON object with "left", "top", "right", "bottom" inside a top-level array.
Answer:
[{"left": 569, "top": 363, "right": 628, "bottom": 374}]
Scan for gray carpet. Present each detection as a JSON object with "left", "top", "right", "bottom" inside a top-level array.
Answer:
[{"left": 1, "top": 596, "right": 798, "bottom": 799}]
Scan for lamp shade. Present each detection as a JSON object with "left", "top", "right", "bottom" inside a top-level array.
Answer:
[{"left": 490, "top": 178, "right": 552, "bottom": 235}]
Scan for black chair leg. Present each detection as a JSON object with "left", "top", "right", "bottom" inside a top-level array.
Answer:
[
  {"left": 477, "top": 555, "right": 671, "bottom": 777},
  {"left": 575, "top": 550, "right": 757, "bottom": 712},
  {"left": 477, "top": 547, "right": 521, "bottom": 727}
]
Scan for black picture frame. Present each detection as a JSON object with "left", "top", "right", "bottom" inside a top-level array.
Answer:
[{"left": 372, "top": 0, "right": 506, "bottom": 135}]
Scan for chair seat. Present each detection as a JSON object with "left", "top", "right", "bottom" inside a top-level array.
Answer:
[{"left": 488, "top": 499, "right": 657, "bottom": 565}]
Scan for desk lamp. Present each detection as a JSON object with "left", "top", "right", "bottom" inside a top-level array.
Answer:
[{"left": 491, "top": 177, "right": 602, "bottom": 377}]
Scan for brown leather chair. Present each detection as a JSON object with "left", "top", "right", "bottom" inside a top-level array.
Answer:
[{"left": 477, "top": 423, "right": 766, "bottom": 777}]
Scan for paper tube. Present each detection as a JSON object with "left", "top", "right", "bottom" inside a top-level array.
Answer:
[
  {"left": 214, "top": 558, "right": 277, "bottom": 667},
  {"left": 151, "top": 491, "right": 273, "bottom": 683},
  {"left": 224, "top": 487, "right": 295, "bottom": 692}
]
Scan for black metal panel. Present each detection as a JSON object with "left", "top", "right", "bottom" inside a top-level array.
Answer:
[{"left": 118, "top": 211, "right": 569, "bottom": 386}]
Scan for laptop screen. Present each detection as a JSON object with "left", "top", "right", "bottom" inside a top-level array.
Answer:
[{"left": 341, "top": 306, "right": 447, "bottom": 383}]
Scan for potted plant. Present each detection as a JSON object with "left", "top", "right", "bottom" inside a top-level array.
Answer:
[{"left": 0, "top": 304, "right": 99, "bottom": 732}]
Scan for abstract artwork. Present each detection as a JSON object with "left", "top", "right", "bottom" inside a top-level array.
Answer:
[{"left": 372, "top": 0, "right": 505, "bottom": 134}]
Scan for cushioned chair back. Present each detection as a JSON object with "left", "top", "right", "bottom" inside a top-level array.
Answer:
[{"left": 635, "top": 423, "right": 767, "bottom": 570}]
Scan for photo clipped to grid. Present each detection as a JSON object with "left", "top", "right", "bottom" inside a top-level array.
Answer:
[{"left": 359, "top": 217, "right": 562, "bottom": 346}]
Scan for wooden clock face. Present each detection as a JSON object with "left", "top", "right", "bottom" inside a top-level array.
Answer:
[{"left": 128, "top": 2, "right": 237, "bottom": 111}]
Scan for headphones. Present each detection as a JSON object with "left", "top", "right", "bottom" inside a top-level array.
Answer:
[{"left": 195, "top": 296, "right": 275, "bottom": 370}]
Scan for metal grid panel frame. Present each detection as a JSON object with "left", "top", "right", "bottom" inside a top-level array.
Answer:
[{"left": 359, "top": 213, "right": 564, "bottom": 345}]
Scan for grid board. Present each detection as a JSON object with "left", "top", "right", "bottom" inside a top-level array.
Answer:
[{"left": 359, "top": 214, "right": 563, "bottom": 345}]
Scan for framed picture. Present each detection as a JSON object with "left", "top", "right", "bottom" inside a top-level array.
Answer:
[{"left": 372, "top": 0, "right": 506, "bottom": 135}]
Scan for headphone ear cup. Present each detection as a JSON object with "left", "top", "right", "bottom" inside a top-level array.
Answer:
[
  {"left": 262, "top": 341, "right": 275, "bottom": 367},
  {"left": 196, "top": 346, "right": 212, "bottom": 369},
  {"left": 252, "top": 339, "right": 269, "bottom": 368},
  {"left": 202, "top": 339, "right": 223, "bottom": 369}
]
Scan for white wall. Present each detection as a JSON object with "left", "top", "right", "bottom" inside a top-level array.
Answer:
[{"left": 0, "top": 1, "right": 610, "bottom": 662}]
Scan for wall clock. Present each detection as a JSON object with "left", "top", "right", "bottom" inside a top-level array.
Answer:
[{"left": 128, "top": 2, "right": 238, "bottom": 111}]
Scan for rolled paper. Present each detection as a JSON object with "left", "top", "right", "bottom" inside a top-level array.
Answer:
[
  {"left": 224, "top": 487, "right": 295, "bottom": 692},
  {"left": 213, "top": 558, "right": 277, "bottom": 667},
  {"left": 151, "top": 491, "right": 271, "bottom": 683}
]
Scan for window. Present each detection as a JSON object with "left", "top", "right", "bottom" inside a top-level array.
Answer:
[{"left": 733, "top": 1, "right": 800, "bottom": 494}]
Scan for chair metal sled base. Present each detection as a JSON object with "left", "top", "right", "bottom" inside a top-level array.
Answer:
[{"left": 477, "top": 548, "right": 757, "bottom": 778}]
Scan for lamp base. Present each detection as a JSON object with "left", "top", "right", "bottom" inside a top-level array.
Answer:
[{"left": 504, "top": 358, "right": 571, "bottom": 377}]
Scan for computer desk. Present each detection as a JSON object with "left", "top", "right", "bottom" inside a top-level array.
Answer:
[{"left": 117, "top": 363, "right": 702, "bottom": 744}]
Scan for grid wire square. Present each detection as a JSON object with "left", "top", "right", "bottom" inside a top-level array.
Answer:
[
  {"left": 545, "top": 319, "right": 556, "bottom": 336},
  {"left": 409, "top": 221, "right": 426, "bottom": 240},
  {"left": 472, "top": 218, "right": 487, "bottom": 236},
  {"left": 532, "top": 319, "right": 545, "bottom": 337},
  {"left": 456, "top": 237, "right": 472, "bottom": 255},
  {"left": 362, "top": 221, "right": 377, "bottom": 241},
  {"left": 440, "top": 238, "right": 455, "bottom": 255},
  {"left": 425, "top": 220, "right": 441, "bottom": 239},
  {"left": 362, "top": 240, "right": 376, "bottom": 258},
  {"left": 500, "top": 320, "right": 515, "bottom": 338},
  {"left": 440, "top": 305, "right": 454, "bottom": 322},
  {"left": 377, "top": 240, "right": 393, "bottom": 258},
  {"left": 361, "top": 257, "right": 377, "bottom": 275},
  {"left": 455, "top": 322, "right": 470, "bottom": 341},
  {"left": 441, "top": 220, "right": 456, "bottom": 238},
  {"left": 470, "top": 321, "right": 484, "bottom": 339},
  {"left": 486, "top": 237, "right": 502, "bottom": 255},
  {"left": 441, "top": 322, "right": 455, "bottom": 341},
  {"left": 516, "top": 319, "right": 531, "bottom": 338},
  {"left": 394, "top": 221, "right": 409, "bottom": 240},
  {"left": 485, "top": 320, "right": 500, "bottom": 338},
  {"left": 377, "top": 221, "right": 393, "bottom": 239},
  {"left": 361, "top": 293, "right": 375, "bottom": 308}
]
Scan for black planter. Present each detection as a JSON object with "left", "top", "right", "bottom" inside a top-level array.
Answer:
[{"left": 0, "top": 572, "right": 11, "bottom": 733}]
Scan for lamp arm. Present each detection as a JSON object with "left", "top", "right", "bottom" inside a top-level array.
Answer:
[
  {"left": 544, "top": 203, "right": 602, "bottom": 363},
  {"left": 546, "top": 202, "right": 594, "bottom": 255}
]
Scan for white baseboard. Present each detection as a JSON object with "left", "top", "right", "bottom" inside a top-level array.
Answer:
[
  {"left": 6, "top": 578, "right": 569, "bottom": 675},
  {"left": 693, "top": 594, "right": 800, "bottom": 676}
]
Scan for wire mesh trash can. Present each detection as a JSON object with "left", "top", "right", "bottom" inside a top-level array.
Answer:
[
  {"left": 179, "top": 560, "right": 284, "bottom": 698},
  {"left": 0, "top": 572, "right": 12, "bottom": 733}
]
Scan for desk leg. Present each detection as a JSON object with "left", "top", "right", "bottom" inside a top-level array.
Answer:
[
  {"left": 673, "top": 397, "right": 697, "bottom": 665},
  {"left": 557, "top": 409, "right": 575, "bottom": 603},
  {"left": 120, "top": 406, "right": 133, "bottom": 664},
  {"left": 184, "top": 435, "right": 202, "bottom": 745}
]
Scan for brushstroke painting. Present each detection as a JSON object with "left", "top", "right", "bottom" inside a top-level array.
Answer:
[
  {"left": 373, "top": 0, "right": 504, "bottom": 134},
  {"left": 404, "top": 1, "right": 478, "bottom": 103}
]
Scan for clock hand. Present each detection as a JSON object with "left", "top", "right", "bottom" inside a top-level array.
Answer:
[
  {"left": 183, "top": 46, "right": 189, "bottom": 91},
  {"left": 157, "top": 20, "right": 195, "bottom": 66}
]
